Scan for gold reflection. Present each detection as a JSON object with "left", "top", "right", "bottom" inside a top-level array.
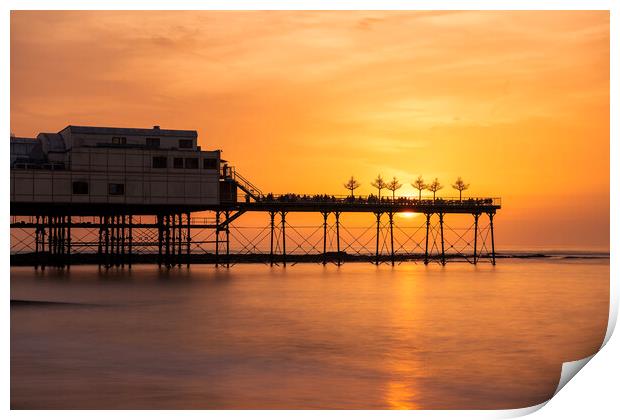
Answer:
[
  {"left": 383, "top": 266, "right": 421, "bottom": 410},
  {"left": 385, "top": 375, "right": 418, "bottom": 410}
]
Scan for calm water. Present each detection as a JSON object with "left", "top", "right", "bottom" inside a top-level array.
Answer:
[{"left": 11, "top": 259, "right": 609, "bottom": 409}]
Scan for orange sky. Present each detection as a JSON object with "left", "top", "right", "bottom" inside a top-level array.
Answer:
[{"left": 10, "top": 11, "right": 610, "bottom": 250}]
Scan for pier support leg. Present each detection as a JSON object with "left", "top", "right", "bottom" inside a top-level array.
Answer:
[
  {"left": 58, "top": 216, "right": 62, "bottom": 267},
  {"left": 489, "top": 212, "right": 496, "bottom": 265},
  {"left": 107, "top": 216, "right": 111, "bottom": 268},
  {"left": 55, "top": 216, "right": 60, "bottom": 267},
  {"left": 439, "top": 213, "right": 445, "bottom": 266},
  {"left": 118, "top": 215, "right": 122, "bottom": 267},
  {"left": 56, "top": 216, "right": 65, "bottom": 268},
  {"left": 57, "top": 216, "right": 61, "bottom": 267},
  {"left": 281, "top": 211, "right": 287, "bottom": 267},
  {"left": 177, "top": 213, "right": 183, "bottom": 267},
  {"left": 269, "top": 211, "right": 275, "bottom": 267},
  {"left": 165, "top": 214, "right": 171, "bottom": 268},
  {"left": 51, "top": 216, "right": 55, "bottom": 267},
  {"left": 186, "top": 212, "right": 191, "bottom": 268},
  {"left": 157, "top": 215, "right": 163, "bottom": 268},
  {"left": 117, "top": 215, "right": 122, "bottom": 267},
  {"left": 215, "top": 211, "right": 220, "bottom": 267},
  {"left": 121, "top": 215, "right": 126, "bottom": 268},
  {"left": 40, "top": 216, "right": 47, "bottom": 271},
  {"left": 322, "top": 212, "right": 328, "bottom": 265},
  {"left": 67, "top": 215, "right": 71, "bottom": 269},
  {"left": 110, "top": 215, "right": 115, "bottom": 267},
  {"left": 53, "top": 216, "right": 58, "bottom": 268},
  {"left": 113, "top": 215, "right": 117, "bottom": 267},
  {"left": 97, "top": 216, "right": 103, "bottom": 268},
  {"left": 389, "top": 212, "right": 395, "bottom": 266},
  {"left": 108, "top": 215, "right": 112, "bottom": 268},
  {"left": 47, "top": 216, "right": 54, "bottom": 266},
  {"left": 473, "top": 213, "right": 479, "bottom": 265},
  {"left": 34, "top": 216, "right": 40, "bottom": 270},
  {"left": 375, "top": 212, "right": 382, "bottom": 265},
  {"left": 225, "top": 210, "right": 230, "bottom": 268},
  {"left": 175, "top": 213, "right": 180, "bottom": 267},
  {"left": 128, "top": 215, "right": 133, "bottom": 269},
  {"left": 172, "top": 214, "right": 176, "bottom": 267},
  {"left": 171, "top": 213, "right": 176, "bottom": 267},
  {"left": 104, "top": 215, "right": 110, "bottom": 269},
  {"left": 424, "top": 213, "right": 431, "bottom": 265},
  {"left": 336, "top": 212, "right": 341, "bottom": 266}
]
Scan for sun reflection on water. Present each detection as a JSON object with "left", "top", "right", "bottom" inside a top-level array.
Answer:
[{"left": 382, "top": 270, "right": 421, "bottom": 410}]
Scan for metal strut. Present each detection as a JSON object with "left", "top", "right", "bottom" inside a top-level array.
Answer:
[
  {"left": 121, "top": 214, "right": 126, "bottom": 267},
  {"left": 281, "top": 211, "right": 287, "bottom": 267},
  {"left": 165, "top": 214, "right": 171, "bottom": 268},
  {"left": 489, "top": 212, "right": 496, "bottom": 265},
  {"left": 34, "top": 215, "right": 40, "bottom": 270},
  {"left": 375, "top": 212, "right": 382, "bottom": 265},
  {"left": 225, "top": 210, "right": 230, "bottom": 268},
  {"left": 424, "top": 213, "right": 431, "bottom": 265},
  {"left": 178, "top": 213, "right": 183, "bottom": 267},
  {"left": 215, "top": 211, "right": 220, "bottom": 267},
  {"left": 322, "top": 212, "right": 329, "bottom": 265},
  {"left": 67, "top": 215, "right": 71, "bottom": 269},
  {"left": 186, "top": 212, "right": 191, "bottom": 268},
  {"left": 269, "top": 211, "right": 275, "bottom": 267},
  {"left": 473, "top": 213, "right": 480, "bottom": 264},
  {"left": 335, "top": 211, "right": 341, "bottom": 266},
  {"left": 157, "top": 214, "right": 162, "bottom": 268},
  {"left": 439, "top": 212, "right": 446, "bottom": 266},
  {"left": 389, "top": 212, "right": 395, "bottom": 266},
  {"left": 128, "top": 215, "right": 133, "bottom": 268}
]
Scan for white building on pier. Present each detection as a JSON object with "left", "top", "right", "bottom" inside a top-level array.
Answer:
[{"left": 10, "top": 125, "right": 234, "bottom": 212}]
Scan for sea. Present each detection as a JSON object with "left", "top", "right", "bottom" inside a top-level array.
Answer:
[{"left": 10, "top": 255, "right": 609, "bottom": 409}]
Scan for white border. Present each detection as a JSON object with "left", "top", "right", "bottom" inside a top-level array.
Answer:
[
  {"left": 2, "top": 0, "right": 618, "bottom": 11},
  {"left": 3, "top": 1, "right": 617, "bottom": 418}
]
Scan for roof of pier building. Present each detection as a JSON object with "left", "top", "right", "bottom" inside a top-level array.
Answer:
[
  {"left": 60, "top": 125, "right": 197, "bottom": 138},
  {"left": 58, "top": 125, "right": 199, "bottom": 150},
  {"left": 10, "top": 137, "right": 45, "bottom": 165},
  {"left": 10, "top": 125, "right": 202, "bottom": 160}
]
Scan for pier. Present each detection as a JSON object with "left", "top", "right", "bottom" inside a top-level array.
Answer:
[{"left": 10, "top": 124, "right": 501, "bottom": 269}]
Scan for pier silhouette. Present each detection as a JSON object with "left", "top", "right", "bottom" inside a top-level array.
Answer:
[{"left": 10, "top": 125, "right": 501, "bottom": 269}]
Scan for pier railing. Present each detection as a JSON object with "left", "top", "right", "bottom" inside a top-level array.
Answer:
[{"left": 253, "top": 194, "right": 501, "bottom": 208}]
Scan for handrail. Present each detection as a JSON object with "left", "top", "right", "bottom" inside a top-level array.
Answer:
[{"left": 230, "top": 168, "right": 263, "bottom": 198}]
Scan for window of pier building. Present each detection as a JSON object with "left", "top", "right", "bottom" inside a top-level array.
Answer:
[
  {"left": 146, "top": 138, "right": 160, "bottom": 148},
  {"left": 184, "top": 157, "right": 199, "bottom": 169},
  {"left": 112, "top": 136, "right": 127, "bottom": 145},
  {"left": 152, "top": 156, "right": 167, "bottom": 168},
  {"left": 173, "top": 157, "right": 184, "bottom": 169},
  {"left": 178, "top": 139, "right": 193, "bottom": 149},
  {"left": 108, "top": 183, "right": 125, "bottom": 196},
  {"left": 203, "top": 158, "right": 217, "bottom": 170},
  {"left": 72, "top": 181, "right": 89, "bottom": 195}
]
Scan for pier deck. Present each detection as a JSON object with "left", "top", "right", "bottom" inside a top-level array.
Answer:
[{"left": 10, "top": 194, "right": 501, "bottom": 269}]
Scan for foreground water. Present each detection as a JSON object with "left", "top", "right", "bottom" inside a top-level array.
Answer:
[{"left": 11, "top": 259, "right": 609, "bottom": 409}]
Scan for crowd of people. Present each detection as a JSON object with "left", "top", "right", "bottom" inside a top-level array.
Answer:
[{"left": 256, "top": 193, "right": 494, "bottom": 205}]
